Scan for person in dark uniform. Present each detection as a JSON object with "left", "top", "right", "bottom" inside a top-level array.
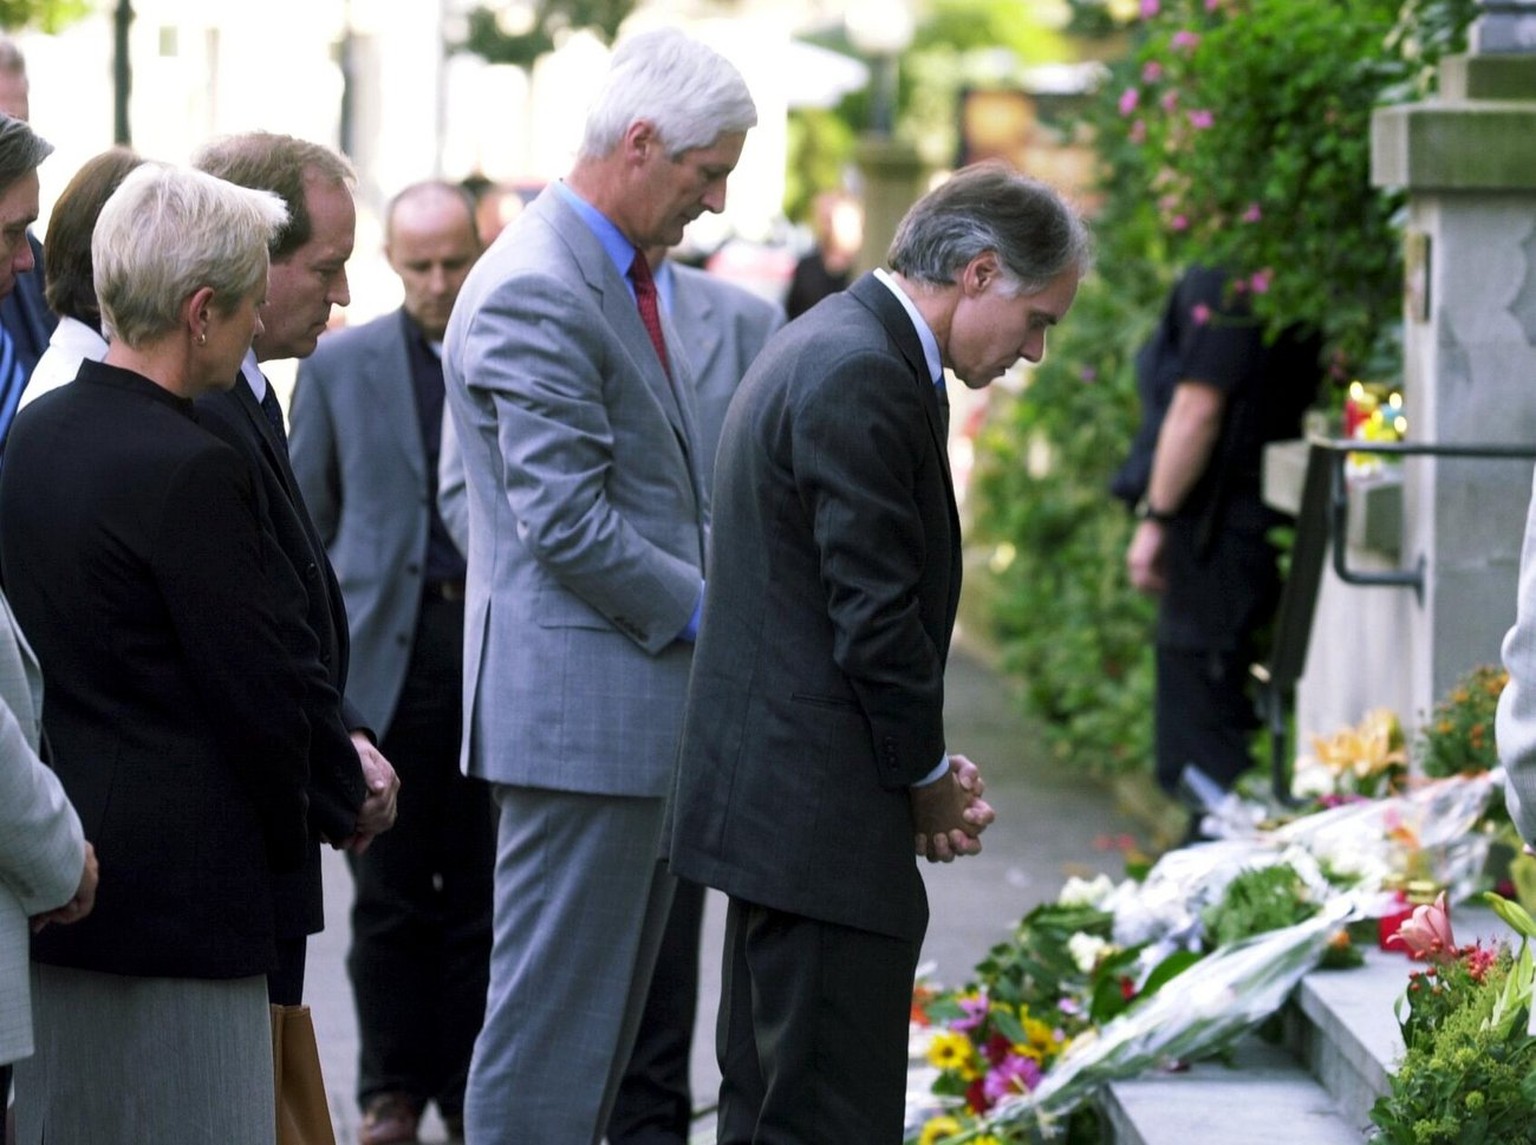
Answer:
[{"left": 1121, "top": 266, "right": 1322, "bottom": 804}]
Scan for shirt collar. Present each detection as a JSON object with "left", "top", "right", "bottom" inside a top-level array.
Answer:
[
  {"left": 872, "top": 267, "right": 943, "bottom": 385},
  {"left": 553, "top": 179, "right": 643, "bottom": 298},
  {"left": 239, "top": 349, "right": 265, "bottom": 400}
]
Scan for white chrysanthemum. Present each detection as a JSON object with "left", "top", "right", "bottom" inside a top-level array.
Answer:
[
  {"left": 1067, "top": 931, "right": 1113, "bottom": 974},
  {"left": 1058, "top": 873, "right": 1117, "bottom": 909}
]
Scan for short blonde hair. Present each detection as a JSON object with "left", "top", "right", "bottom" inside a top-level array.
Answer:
[{"left": 94, "top": 164, "right": 288, "bottom": 348}]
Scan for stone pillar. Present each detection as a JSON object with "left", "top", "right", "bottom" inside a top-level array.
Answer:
[
  {"left": 1299, "top": 20, "right": 1536, "bottom": 745},
  {"left": 853, "top": 134, "right": 926, "bottom": 276}
]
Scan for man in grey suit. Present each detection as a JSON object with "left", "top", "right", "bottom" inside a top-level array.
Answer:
[
  {"left": 290, "top": 181, "right": 493, "bottom": 1145},
  {"left": 671, "top": 164, "right": 1087, "bottom": 1140},
  {"left": 440, "top": 28, "right": 757, "bottom": 1144},
  {"left": 608, "top": 253, "right": 782, "bottom": 1145}
]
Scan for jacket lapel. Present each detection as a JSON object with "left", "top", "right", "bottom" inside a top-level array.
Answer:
[
  {"left": 363, "top": 312, "right": 427, "bottom": 485},
  {"left": 847, "top": 273, "right": 952, "bottom": 467}
]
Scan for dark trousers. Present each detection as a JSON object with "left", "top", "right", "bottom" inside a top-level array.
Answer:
[
  {"left": 268, "top": 937, "right": 309, "bottom": 1005},
  {"left": 716, "top": 898, "right": 919, "bottom": 1144},
  {"left": 607, "top": 876, "right": 706, "bottom": 1144},
  {"left": 1154, "top": 644, "right": 1260, "bottom": 795},
  {"left": 347, "top": 594, "right": 494, "bottom": 1117}
]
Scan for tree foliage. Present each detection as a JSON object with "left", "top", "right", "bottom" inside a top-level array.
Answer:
[
  {"left": 455, "top": 0, "right": 636, "bottom": 69},
  {"left": 0, "top": 0, "right": 89, "bottom": 34},
  {"left": 968, "top": 0, "right": 1478, "bottom": 778}
]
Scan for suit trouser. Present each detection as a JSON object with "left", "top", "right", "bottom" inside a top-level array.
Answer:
[
  {"left": 716, "top": 897, "right": 919, "bottom": 1144},
  {"left": 348, "top": 593, "right": 494, "bottom": 1116},
  {"left": 608, "top": 875, "right": 707, "bottom": 1144},
  {"left": 465, "top": 785, "right": 674, "bottom": 1145}
]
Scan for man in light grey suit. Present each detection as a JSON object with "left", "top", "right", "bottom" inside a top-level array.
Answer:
[
  {"left": 440, "top": 28, "right": 757, "bottom": 1144},
  {"left": 289, "top": 181, "right": 493, "bottom": 1145},
  {"left": 608, "top": 253, "right": 782, "bottom": 1144}
]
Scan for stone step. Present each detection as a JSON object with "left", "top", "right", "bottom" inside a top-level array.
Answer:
[
  {"left": 1103, "top": 905, "right": 1520, "bottom": 1144},
  {"left": 1101, "top": 1037, "right": 1363, "bottom": 1145}
]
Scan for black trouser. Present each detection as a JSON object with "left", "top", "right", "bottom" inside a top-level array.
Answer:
[
  {"left": 347, "top": 594, "right": 495, "bottom": 1118},
  {"left": 607, "top": 876, "right": 707, "bottom": 1144},
  {"left": 1154, "top": 644, "right": 1260, "bottom": 796},
  {"left": 716, "top": 898, "right": 918, "bottom": 1144}
]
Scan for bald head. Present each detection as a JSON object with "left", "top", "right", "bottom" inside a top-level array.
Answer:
[{"left": 384, "top": 181, "right": 480, "bottom": 341}]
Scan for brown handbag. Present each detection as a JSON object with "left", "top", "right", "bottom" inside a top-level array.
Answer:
[{"left": 271, "top": 1003, "right": 337, "bottom": 1145}]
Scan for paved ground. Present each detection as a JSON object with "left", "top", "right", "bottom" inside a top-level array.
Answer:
[{"left": 305, "top": 632, "right": 1148, "bottom": 1143}]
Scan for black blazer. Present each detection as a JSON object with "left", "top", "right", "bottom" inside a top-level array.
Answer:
[
  {"left": 670, "top": 273, "right": 962, "bottom": 942},
  {"left": 196, "top": 377, "right": 367, "bottom": 938},
  {"left": 0, "top": 361, "right": 311, "bottom": 978}
]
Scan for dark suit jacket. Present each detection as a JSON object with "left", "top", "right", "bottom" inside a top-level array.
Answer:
[
  {"left": 0, "top": 361, "right": 310, "bottom": 978},
  {"left": 0, "top": 235, "right": 56, "bottom": 451},
  {"left": 196, "top": 376, "right": 367, "bottom": 938},
  {"left": 669, "top": 273, "right": 961, "bottom": 942}
]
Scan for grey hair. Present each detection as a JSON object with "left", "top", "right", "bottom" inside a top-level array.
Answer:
[
  {"left": 93, "top": 164, "right": 289, "bottom": 348},
  {"left": 0, "top": 112, "right": 50, "bottom": 196},
  {"left": 578, "top": 27, "right": 757, "bottom": 160},
  {"left": 888, "top": 162, "right": 1092, "bottom": 295}
]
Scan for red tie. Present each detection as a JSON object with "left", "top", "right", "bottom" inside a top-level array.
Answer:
[{"left": 628, "top": 249, "right": 671, "bottom": 379}]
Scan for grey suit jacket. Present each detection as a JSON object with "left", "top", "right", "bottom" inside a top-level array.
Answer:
[
  {"left": 439, "top": 264, "right": 784, "bottom": 554},
  {"left": 0, "top": 591, "right": 83, "bottom": 1064},
  {"left": 668, "top": 263, "right": 783, "bottom": 491},
  {"left": 670, "top": 273, "right": 961, "bottom": 941},
  {"left": 1500, "top": 465, "right": 1536, "bottom": 840},
  {"left": 441, "top": 185, "right": 707, "bottom": 796},
  {"left": 290, "top": 310, "right": 446, "bottom": 737}
]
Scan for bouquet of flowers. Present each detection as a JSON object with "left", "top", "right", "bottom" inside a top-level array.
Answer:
[
  {"left": 956, "top": 900, "right": 1356, "bottom": 1142},
  {"left": 1369, "top": 892, "right": 1536, "bottom": 1143}
]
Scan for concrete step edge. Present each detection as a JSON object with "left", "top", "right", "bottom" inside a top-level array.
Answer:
[{"left": 1100, "top": 1037, "right": 1365, "bottom": 1145}]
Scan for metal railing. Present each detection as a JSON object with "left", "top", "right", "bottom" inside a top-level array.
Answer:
[{"left": 1318, "top": 436, "right": 1536, "bottom": 601}]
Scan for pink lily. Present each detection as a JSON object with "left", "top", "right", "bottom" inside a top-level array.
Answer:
[{"left": 1388, "top": 892, "right": 1455, "bottom": 962}]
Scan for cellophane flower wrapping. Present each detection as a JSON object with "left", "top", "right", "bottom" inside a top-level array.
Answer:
[{"left": 952, "top": 901, "right": 1354, "bottom": 1142}]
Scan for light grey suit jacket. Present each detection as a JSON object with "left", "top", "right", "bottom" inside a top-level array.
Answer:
[
  {"left": 439, "top": 264, "right": 784, "bottom": 553},
  {"left": 0, "top": 591, "right": 83, "bottom": 1064},
  {"left": 1499, "top": 464, "right": 1536, "bottom": 839},
  {"left": 289, "top": 309, "right": 447, "bottom": 737},
  {"left": 668, "top": 263, "right": 784, "bottom": 492},
  {"left": 441, "top": 185, "right": 707, "bottom": 796}
]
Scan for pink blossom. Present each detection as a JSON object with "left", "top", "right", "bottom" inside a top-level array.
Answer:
[
  {"left": 1118, "top": 87, "right": 1140, "bottom": 116},
  {"left": 1172, "top": 30, "right": 1201, "bottom": 51},
  {"left": 952, "top": 993, "right": 989, "bottom": 1033},
  {"left": 1170, "top": 214, "right": 1189, "bottom": 232},
  {"left": 1249, "top": 268, "right": 1273, "bottom": 294},
  {"left": 1188, "top": 108, "right": 1214, "bottom": 129},
  {"left": 1160, "top": 90, "right": 1179, "bottom": 113},
  {"left": 1140, "top": 0, "right": 1160, "bottom": 17},
  {"left": 1388, "top": 893, "right": 1456, "bottom": 961},
  {"left": 1242, "top": 202, "right": 1262, "bottom": 223},
  {"left": 1191, "top": 302, "right": 1211, "bottom": 325},
  {"left": 1206, "top": 0, "right": 1222, "bottom": 9},
  {"left": 1141, "top": 61, "right": 1164, "bottom": 83},
  {"left": 983, "top": 1054, "right": 1043, "bottom": 1103},
  {"left": 1128, "top": 119, "right": 1147, "bottom": 144},
  {"left": 1080, "top": 366, "right": 1098, "bottom": 383}
]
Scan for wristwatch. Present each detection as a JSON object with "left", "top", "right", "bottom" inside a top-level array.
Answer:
[{"left": 1134, "top": 498, "right": 1176, "bottom": 524}]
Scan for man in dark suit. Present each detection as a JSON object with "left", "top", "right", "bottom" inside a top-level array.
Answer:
[
  {"left": 441, "top": 28, "right": 757, "bottom": 1143},
  {"left": 290, "top": 180, "right": 493, "bottom": 1145},
  {"left": 0, "top": 39, "right": 55, "bottom": 449},
  {"left": 607, "top": 253, "right": 782, "bottom": 1145},
  {"left": 670, "top": 163, "right": 1086, "bottom": 1140},
  {"left": 191, "top": 132, "right": 400, "bottom": 1006}
]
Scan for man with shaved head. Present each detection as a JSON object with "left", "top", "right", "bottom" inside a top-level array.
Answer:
[{"left": 290, "top": 180, "right": 493, "bottom": 1145}]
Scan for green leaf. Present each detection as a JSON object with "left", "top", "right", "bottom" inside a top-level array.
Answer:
[{"left": 1484, "top": 892, "right": 1536, "bottom": 941}]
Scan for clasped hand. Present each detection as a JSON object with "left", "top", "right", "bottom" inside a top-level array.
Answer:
[{"left": 910, "top": 754, "right": 995, "bottom": 864}]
